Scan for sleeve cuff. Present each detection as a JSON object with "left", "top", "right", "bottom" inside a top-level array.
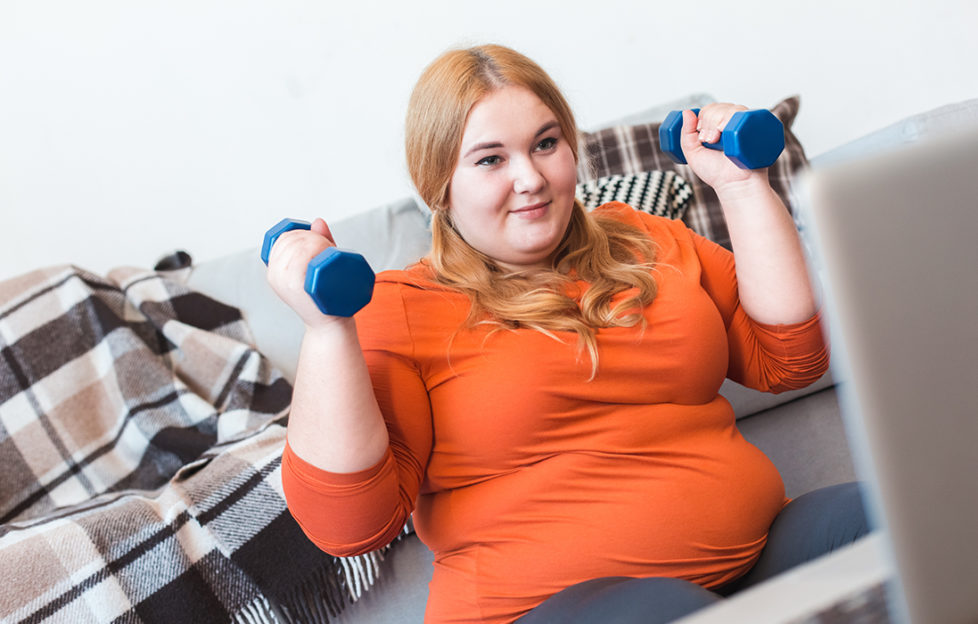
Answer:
[{"left": 283, "top": 439, "right": 395, "bottom": 490}]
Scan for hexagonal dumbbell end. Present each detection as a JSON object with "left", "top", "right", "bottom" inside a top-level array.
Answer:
[
  {"left": 721, "top": 109, "right": 785, "bottom": 170},
  {"left": 659, "top": 109, "right": 688, "bottom": 165},
  {"left": 304, "top": 247, "right": 375, "bottom": 317},
  {"left": 261, "top": 218, "right": 312, "bottom": 265}
]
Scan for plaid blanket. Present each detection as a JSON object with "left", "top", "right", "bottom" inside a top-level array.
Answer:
[{"left": 0, "top": 265, "right": 395, "bottom": 623}]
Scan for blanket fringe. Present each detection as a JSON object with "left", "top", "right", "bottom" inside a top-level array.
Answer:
[
  {"left": 275, "top": 548, "right": 390, "bottom": 624},
  {"left": 234, "top": 595, "right": 281, "bottom": 624}
]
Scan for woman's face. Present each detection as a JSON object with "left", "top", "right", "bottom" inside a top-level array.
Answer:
[{"left": 447, "top": 85, "right": 577, "bottom": 273}]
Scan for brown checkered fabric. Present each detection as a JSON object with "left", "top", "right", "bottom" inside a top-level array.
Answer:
[
  {"left": 0, "top": 265, "right": 399, "bottom": 623},
  {"left": 578, "top": 96, "right": 810, "bottom": 249}
]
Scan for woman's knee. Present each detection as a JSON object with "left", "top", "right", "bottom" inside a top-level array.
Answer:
[{"left": 780, "top": 481, "right": 872, "bottom": 548}]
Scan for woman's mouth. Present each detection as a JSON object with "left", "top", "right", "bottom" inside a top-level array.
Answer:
[{"left": 511, "top": 201, "right": 550, "bottom": 219}]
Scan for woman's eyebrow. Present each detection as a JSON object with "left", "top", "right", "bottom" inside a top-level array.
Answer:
[
  {"left": 464, "top": 140, "right": 503, "bottom": 158},
  {"left": 535, "top": 121, "right": 560, "bottom": 137},
  {"left": 462, "top": 121, "right": 561, "bottom": 158}
]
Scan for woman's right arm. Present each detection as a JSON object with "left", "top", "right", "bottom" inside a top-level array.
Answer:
[
  {"left": 264, "top": 217, "right": 388, "bottom": 473},
  {"left": 287, "top": 318, "right": 390, "bottom": 473},
  {"left": 267, "top": 218, "right": 433, "bottom": 554}
]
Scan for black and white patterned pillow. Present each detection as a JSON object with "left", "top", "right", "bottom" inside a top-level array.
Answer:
[{"left": 576, "top": 170, "right": 693, "bottom": 220}]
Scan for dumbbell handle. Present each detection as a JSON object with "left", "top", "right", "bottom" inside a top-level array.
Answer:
[
  {"left": 261, "top": 218, "right": 375, "bottom": 317},
  {"left": 689, "top": 108, "right": 726, "bottom": 153}
]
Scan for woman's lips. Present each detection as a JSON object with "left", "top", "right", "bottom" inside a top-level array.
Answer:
[{"left": 511, "top": 201, "right": 550, "bottom": 219}]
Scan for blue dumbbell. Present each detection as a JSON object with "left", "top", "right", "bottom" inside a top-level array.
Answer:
[
  {"left": 260, "top": 218, "right": 375, "bottom": 317},
  {"left": 659, "top": 108, "right": 785, "bottom": 170}
]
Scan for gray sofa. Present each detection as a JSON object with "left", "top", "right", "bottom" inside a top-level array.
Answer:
[{"left": 185, "top": 96, "right": 977, "bottom": 623}]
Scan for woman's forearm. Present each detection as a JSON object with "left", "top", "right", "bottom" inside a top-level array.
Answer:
[
  {"left": 715, "top": 178, "right": 818, "bottom": 325},
  {"left": 285, "top": 317, "right": 390, "bottom": 474}
]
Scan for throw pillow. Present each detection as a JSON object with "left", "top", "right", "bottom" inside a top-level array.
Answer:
[
  {"left": 577, "top": 96, "right": 809, "bottom": 249},
  {"left": 576, "top": 170, "right": 693, "bottom": 220}
]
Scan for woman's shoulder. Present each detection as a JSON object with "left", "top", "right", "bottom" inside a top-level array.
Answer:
[
  {"left": 361, "top": 261, "right": 465, "bottom": 321},
  {"left": 375, "top": 260, "right": 445, "bottom": 292},
  {"left": 356, "top": 261, "right": 468, "bottom": 354}
]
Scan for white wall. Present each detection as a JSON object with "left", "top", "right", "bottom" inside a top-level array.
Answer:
[{"left": 2, "top": 0, "right": 976, "bottom": 282}]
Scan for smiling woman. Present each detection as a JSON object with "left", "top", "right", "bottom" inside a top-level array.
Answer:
[{"left": 267, "top": 43, "right": 865, "bottom": 624}]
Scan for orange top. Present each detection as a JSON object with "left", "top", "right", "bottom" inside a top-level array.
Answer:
[{"left": 282, "top": 203, "right": 829, "bottom": 623}]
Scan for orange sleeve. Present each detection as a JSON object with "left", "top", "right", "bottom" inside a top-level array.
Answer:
[
  {"left": 281, "top": 442, "right": 405, "bottom": 556},
  {"left": 280, "top": 277, "right": 433, "bottom": 556},
  {"left": 690, "top": 227, "right": 829, "bottom": 392}
]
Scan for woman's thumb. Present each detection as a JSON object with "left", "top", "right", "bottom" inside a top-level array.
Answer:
[{"left": 311, "top": 218, "right": 336, "bottom": 245}]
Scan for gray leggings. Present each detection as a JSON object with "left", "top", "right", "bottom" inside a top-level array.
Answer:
[{"left": 517, "top": 482, "right": 870, "bottom": 624}]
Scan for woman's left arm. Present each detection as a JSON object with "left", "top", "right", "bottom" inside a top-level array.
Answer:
[{"left": 679, "top": 106, "right": 817, "bottom": 325}]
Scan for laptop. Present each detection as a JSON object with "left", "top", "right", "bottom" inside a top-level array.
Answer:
[
  {"left": 677, "top": 125, "right": 978, "bottom": 624},
  {"left": 798, "top": 124, "right": 978, "bottom": 623}
]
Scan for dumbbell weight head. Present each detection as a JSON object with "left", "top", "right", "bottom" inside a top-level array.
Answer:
[
  {"left": 261, "top": 217, "right": 376, "bottom": 317},
  {"left": 659, "top": 110, "right": 692, "bottom": 166},
  {"left": 304, "top": 247, "right": 375, "bottom": 317},
  {"left": 261, "top": 218, "right": 311, "bottom": 265},
  {"left": 720, "top": 109, "right": 785, "bottom": 169},
  {"left": 658, "top": 108, "right": 785, "bottom": 170}
]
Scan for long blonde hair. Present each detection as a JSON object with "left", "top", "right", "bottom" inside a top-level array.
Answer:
[{"left": 405, "top": 44, "right": 658, "bottom": 376}]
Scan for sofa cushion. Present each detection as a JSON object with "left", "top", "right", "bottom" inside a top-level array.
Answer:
[{"left": 736, "top": 386, "right": 855, "bottom": 498}]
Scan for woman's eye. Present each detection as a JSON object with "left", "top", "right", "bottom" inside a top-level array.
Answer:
[
  {"left": 476, "top": 155, "right": 501, "bottom": 167},
  {"left": 536, "top": 137, "right": 558, "bottom": 151}
]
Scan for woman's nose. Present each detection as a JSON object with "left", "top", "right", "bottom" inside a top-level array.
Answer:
[{"left": 512, "top": 157, "right": 546, "bottom": 194}]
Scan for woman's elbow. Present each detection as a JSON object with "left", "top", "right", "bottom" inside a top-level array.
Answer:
[{"left": 291, "top": 510, "right": 409, "bottom": 557}]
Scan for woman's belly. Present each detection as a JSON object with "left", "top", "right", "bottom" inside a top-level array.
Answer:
[{"left": 415, "top": 404, "right": 787, "bottom": 623}]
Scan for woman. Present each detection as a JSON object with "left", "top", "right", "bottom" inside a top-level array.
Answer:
[{"left": 265, "top": 44, "right": 867, "bottom": 623}]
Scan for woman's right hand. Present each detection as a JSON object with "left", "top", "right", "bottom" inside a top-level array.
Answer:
[{"left": 265, "top": 218, "right": 343, "bottom": 329}]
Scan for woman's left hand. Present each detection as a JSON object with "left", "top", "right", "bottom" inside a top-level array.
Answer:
[{"left": 679, "top": 103, "right": 768, "bottom": 194}]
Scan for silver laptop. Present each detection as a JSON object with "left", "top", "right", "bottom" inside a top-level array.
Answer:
[{"left": 800, "top": 125, "right": 978, "bottom": 623}]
